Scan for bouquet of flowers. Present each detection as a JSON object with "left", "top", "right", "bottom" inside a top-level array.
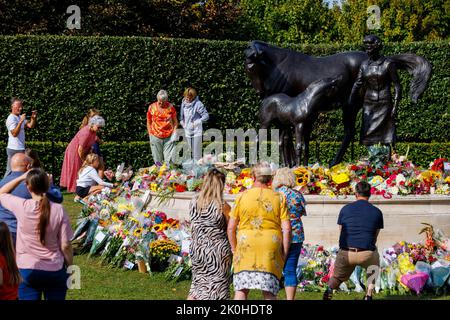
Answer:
[
  {"left": 149, "top": 239, "right": 181, "bottom": 271},
  {"left": 164, "top": 253, "right": 192, "bottom": 282}
]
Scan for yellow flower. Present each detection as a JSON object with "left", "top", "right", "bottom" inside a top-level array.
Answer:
[
  {"left": 158, "top": 163, "right": 168, "bottom": 177},
  {"left": 369, "top": 175, "right": 384, "bottom": 186},
  {"left": 331, "top": 172, "right": 350, "bottom": 185},
  {"left": 133, "top": 228, "right": 143, "bottom": 237},
  {"left": 129, "top": 217, "right": 138, "bottom": 224},
  {"left": 445, "top": 176, "right": 450, "bottom": 184},
  {"left": 150, "top": 183, "right": 158, "bottom": 192},
  {"left": 420, "top": 170, "right": 441, "bottom": 182},
  {"left": 242, "top": 177, "right": 254, "bottom": 189},
  {"left": 294, "top": 167, "right": 309, "bottom": 187},
  {"left": 231, "top": 186, "right": 241, "bottom": 194},
  {"left": 118, "top": 203, "right": 134, "bottom": 212},
  {"left": 111, "top": 214, "right": 119, "bottom": 222},
  {"left": 330, "top": 163, "right": 347, "bottom": 173}
]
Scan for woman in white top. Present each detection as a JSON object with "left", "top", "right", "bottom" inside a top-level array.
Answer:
[{"left": 75, "top": 153, "right": 113, "bottom": 200}]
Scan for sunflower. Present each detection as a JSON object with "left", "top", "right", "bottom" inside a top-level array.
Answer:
[
  {"left": 133, "top": 228, "right": 143, "bottom": 237},
  {"left": 294, "top": 167, "right": 309, "bottom": 187},
  {"left": 420, "top": 170, "right": 442, "bottom": 183},
  {"left": 153, "top": 224, "right": 163, "bottom": 232}
]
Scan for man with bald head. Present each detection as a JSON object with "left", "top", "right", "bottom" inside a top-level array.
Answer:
[{"left": 0, "top": 153, "right": 63, "bottom": 246}]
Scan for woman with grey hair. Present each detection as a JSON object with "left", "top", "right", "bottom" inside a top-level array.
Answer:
[
  {"left": 60, "top": 115, "right": 106, "bottom": 193},
  {"left": 147, "top": 90, "right": 178, "bottom": 164},
  {"left": 272, "top": 167, "right": 306, "bottom": 300}
]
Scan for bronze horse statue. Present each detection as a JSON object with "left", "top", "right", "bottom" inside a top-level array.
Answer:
[
  {"left": 260, "top": 77, "right": 341, "bottom": 167},
  {"left": 245, "top": 40, "right": 431, "bottom": 167}
]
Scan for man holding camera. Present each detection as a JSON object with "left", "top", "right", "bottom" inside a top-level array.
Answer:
[{"left": 4, "top": 98, "right": 37, "bottom": 177}]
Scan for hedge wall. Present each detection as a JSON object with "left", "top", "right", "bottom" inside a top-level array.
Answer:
[
  {"left": 0, "top": 36, "right": 448, "bottom": 143},
  {"left": 3, "top": 141, "right": 448, "bottom": 183}
]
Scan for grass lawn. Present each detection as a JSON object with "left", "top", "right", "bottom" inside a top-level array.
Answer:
[{"left": 63, "top": 193, "right": 449, "bottom": 300}]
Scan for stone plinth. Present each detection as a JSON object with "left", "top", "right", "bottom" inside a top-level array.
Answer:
[{"left": 149, "top": 192, "right": 450, "bottom": 249}]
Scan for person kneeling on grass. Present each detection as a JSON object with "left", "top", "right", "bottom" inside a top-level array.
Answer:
[
  {"left": 323, "top": 181, "right": 383, "bottom": 300},
  {"left": 75, "top": 153, "right": 113, "bottom": 201}
]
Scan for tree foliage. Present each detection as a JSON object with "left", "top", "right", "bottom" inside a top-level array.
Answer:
[{"left": 0, "top": 1, "right": 447, "bottom": 43}]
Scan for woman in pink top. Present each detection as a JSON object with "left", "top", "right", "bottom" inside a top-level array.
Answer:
[
  {"left": 0, "top": 168, "right": 74, "bottom": 300},
  {"left": 60, "top": 115, "right": 105, "bottom": 192}
]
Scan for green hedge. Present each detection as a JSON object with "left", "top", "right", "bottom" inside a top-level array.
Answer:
[
  {"left": 1, "top": 141, "right": 448, "bottom": 184},
  {"left": 0, "top": 36, "right": 448, "bottom": 144}
]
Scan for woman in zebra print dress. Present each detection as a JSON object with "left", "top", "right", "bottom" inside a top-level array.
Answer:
[{"left": 187, "top": 168, "right": 232, "bottom": 300}]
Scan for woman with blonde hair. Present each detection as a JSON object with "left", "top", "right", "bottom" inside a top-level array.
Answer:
[
  {"left": 75, "top": 153, "right": 113, "bottom": 200},
  {"left": 188, "top": 168, "right": 232, "bottom": 300},
  {"left": 227, "top": 162, "right": 291, "bottom": 300},
  {"left": 179, "top": 87, "right": 209, "bottom": 161},
  {"left": 272, "top": 167, "right": 307, "bottom": 300}
]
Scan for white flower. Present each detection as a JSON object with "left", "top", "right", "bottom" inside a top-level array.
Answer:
[
  {"left": 390, "top": 186, "right": 399, "bottom": 195},
  {"left": 395, "top": 174, "right": 406, "bottom": 185}
]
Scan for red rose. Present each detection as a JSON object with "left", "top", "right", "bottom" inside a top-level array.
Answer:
[{"left": 175, "top": 184, "right": 187, "bottom": 192}]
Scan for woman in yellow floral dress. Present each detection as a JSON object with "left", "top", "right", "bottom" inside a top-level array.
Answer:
[{"left": 227, "top": 162, "right": 291, "bottom": 300}]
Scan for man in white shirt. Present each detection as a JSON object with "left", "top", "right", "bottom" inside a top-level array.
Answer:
[{"left": 5, "top": 98, "right": 37, "bottom": 177}]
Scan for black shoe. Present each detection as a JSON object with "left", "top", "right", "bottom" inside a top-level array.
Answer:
[
  {"left": 363, "top": 295, "right": 373, "bottom": 300},
  {"left": 323, "top": 288, "right": 333, "bottom": 300}
]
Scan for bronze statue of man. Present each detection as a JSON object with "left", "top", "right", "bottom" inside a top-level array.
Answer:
[{"left": 349, "top": 35, "right": 401, "bottom": 148}]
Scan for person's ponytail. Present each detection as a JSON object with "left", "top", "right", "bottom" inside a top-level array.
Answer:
[
  {"left": 38, "top": 193, "right": 51, "bottom": 245},
  {"left": 25, "top": 168, "right": 51, "bottom": 246}
]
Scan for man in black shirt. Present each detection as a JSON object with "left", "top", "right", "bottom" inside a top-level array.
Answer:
[{"left": 323, "top": 181, "right": 383, "bottom": 300}]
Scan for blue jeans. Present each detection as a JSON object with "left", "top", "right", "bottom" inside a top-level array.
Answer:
[
  {"left": 19, "top": 268, "right": 68, "bottom": 300},
  {"left": 283, "top": 243, "right": 303, "bottom": 287}
]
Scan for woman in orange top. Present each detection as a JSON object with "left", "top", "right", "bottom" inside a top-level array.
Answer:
[{"left": 147, "top": 90, "right": 178, "bottom": 164}]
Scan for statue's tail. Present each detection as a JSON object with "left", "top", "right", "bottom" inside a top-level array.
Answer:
[{"left": 389, "top": 54, "right": 432, "bottom": 103}]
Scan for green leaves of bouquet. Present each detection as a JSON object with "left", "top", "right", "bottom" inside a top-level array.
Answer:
[{"left": 368, "top": 144, "right": 391, "bottom": 169}]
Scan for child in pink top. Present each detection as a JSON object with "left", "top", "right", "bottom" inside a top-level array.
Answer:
[{"left": 0, "top": 168, "right": 73, "bottom": 300}]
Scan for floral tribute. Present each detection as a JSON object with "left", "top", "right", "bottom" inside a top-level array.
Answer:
[
  {"left": 128, "top": 155, "right": 450, "bottom": 198},
  {"left": 298, "top": 224, "right": 450, "bottom": 295},
  {"left": 71, "top": 181, "right": 191, "bottom": 274}
]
